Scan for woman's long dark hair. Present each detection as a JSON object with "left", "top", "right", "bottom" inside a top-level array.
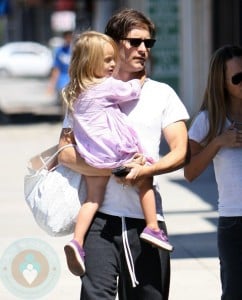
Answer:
[{"left": 200, "top": 45, "right": 242, "bottom": 145}]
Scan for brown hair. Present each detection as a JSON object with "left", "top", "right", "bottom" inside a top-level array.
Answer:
[
  {"left": 105, "top": 8, "right": 156, "bottom": 41},
  {"left": 199, "top": 45, "right": 242, "bottom": 145}
]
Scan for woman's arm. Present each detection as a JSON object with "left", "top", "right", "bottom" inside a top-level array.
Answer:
[
  {"left": 183, "top": 139, "right": 217, "bottom": 182},
  {"left": 58, "top": 129, "right": 111, "bottom": 176},
  {"left": 184, "top": 126, "right": 242, "bottom": 182},
  {"left": 154, "top": 120, "right": 189, "bottom": 173}
]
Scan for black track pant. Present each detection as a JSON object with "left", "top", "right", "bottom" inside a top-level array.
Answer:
[{"left": 80, "top": 212, "right": 170, "bottom": 300}]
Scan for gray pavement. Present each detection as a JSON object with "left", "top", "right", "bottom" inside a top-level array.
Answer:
[{"left": 0, "top": 121, "right": 221, "bottom": 300}]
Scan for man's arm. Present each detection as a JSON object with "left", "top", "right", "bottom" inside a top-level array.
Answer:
[
  {"left": 58, "top": 128, "right": 111, "bottom": 176},
  {"left": 155, "top": 120, "right": 189, "bottom": 174}
]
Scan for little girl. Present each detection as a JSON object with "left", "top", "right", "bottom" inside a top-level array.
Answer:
[{"left": 62, "top": 31, "right": 173, "bottom": 277}]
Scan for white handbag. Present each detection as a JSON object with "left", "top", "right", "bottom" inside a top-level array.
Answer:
[{"left": 24, "top": 144, "right": 86, "bottom": 237}]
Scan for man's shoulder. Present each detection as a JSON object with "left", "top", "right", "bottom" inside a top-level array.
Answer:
[
  {"left": 143, "top": 78, "right": 175, "bottom": 97},
  {"left": 145, "top": 78, "right": 172, "bottom": 90}
]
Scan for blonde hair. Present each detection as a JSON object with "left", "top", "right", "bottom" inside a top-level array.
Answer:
[{"left": 62, "top": 30, "right": 118, "bottom": 110}]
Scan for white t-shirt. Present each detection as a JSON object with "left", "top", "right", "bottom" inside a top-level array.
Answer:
[
  {"left": 63, "top": 78, "right": 189, "bottom": 220},
  {"left": 189, "top": 110, "right": 242, "bottom": 216}
]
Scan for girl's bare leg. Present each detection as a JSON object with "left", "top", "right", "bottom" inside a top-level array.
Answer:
[
  {"left": 138, "top": 177, "right": 160, "bottom": 231},
  {"left": 73, "top": 176, "right": 109, "bottom": 247},
  {"left": 139, "top": 177, "right": 174, "bottom": 251}
]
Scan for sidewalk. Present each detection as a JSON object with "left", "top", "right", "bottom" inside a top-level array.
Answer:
[
  {"left": 0, "top": 123, "right": 221, "bottom": 299},
  {"left": 159, "top": 166, "right": 220, "bottom": 300}
]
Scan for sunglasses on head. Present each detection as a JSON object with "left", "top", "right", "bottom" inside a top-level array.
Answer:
[
  {"left": 231, "top": 72, "right": 242, "bottom": 85},
  {"left": 121, "top": 38, "right": 156, "bottom": 48}
]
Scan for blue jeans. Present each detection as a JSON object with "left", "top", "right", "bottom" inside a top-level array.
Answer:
[
  {"left": 80, "top": 212, "right": 170, "bottom": 300},
  {"left": 218, "top": 217, "right": 242, "bottom": 300}
]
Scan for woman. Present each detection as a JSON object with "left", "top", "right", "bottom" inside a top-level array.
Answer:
[{"left": 184, "top": 45, "right": 242, "bottom": 300}]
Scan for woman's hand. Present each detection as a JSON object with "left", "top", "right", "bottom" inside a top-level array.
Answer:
[{"left": 216, "top": 126, "right": 242, "bottom": 148}]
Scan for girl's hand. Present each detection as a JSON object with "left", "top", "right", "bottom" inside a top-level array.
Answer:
[
  {"left": 140, "top": 74, "right": 146, "bottom": 86},
  {"left": 131, "top": 153, "right": 146, "bottom": 165}
]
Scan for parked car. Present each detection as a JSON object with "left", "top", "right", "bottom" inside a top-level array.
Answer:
[{"left": 0, "top": 42, "right": 53, "bottom": 78}]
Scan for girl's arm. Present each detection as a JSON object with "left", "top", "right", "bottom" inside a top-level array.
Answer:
[
  {"left": 58, "top": 129, "right": 111, "bottom": 176},
  {"left": 109, "top": 77, "right": 142, "bottom": 103}
]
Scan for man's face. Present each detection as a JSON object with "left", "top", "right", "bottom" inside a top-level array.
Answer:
[{"left": 118, "top": 27, "right": 152, "bottom": 75}]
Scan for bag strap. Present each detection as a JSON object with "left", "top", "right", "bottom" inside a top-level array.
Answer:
[{"left": 39, "top": 143, "right": 76, "bottom": 171}]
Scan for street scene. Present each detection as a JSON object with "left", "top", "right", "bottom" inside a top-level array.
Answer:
[
  {"left": 0, "top": 109, "right": 221, "bottom": 299},
  {"left": 0, "top": 0, "right": 235, "bottom": 299}
]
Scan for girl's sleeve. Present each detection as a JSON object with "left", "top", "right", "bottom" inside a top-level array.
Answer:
[{"left": 108, "top": 77, "right": 141, "bottom": 103}]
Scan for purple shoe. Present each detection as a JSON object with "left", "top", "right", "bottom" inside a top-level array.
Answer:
[
  {"left": 140, "top": 227, "right": 174, "bottom": 252},
  {"left": 64, "top": 240, "right": 86, "bottom": 276}
]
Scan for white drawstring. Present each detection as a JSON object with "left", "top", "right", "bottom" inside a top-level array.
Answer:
[{"left": 121, "top": 217, "right": 139, "bottom": 287}]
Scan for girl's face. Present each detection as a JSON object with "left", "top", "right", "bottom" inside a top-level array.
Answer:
[
  {"left": 226, "top": 56, "right": 242, "bottom": 101},
  {"left": 99, "top": 42, "right": 116, "bottom": 77}
]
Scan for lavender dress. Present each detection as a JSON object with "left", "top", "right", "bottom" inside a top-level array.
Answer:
[{"left": 72, "top": 77, "right": 144, "bottom": 168}]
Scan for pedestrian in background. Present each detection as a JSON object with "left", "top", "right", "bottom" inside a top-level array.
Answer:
[
  {"left": 58, "top": 8, "right": 189, "bottom": 300},
  {"left": 47, "top": 30, "right": 73, "bottom": 105},
  {"left": 184, "top": 45, "right": 242, "bottom": 300}
]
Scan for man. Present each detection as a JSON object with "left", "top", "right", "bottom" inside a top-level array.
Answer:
[
  {"left": 47, "top": 30, "right": 73, "bottom": 105},
  {"left": 58, "top": 8, "right": 189, "bottom": 300}
]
